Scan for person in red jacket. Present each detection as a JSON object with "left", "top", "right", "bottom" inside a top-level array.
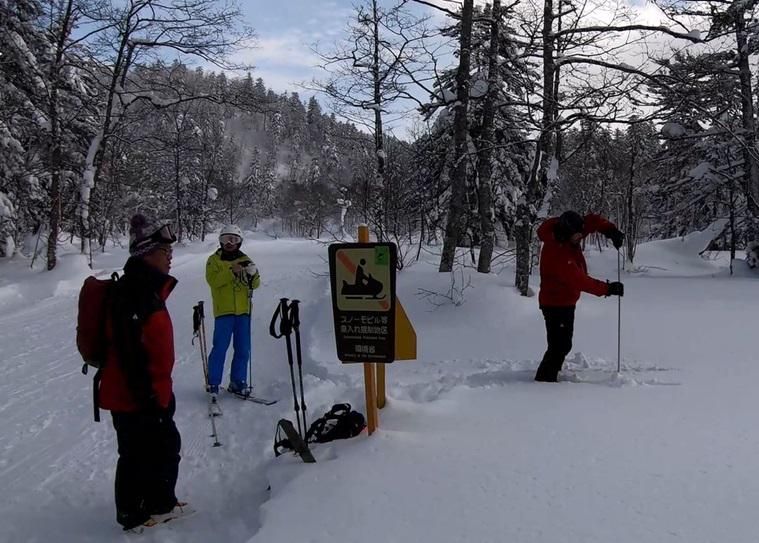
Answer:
[
  {"left": 534, "top": 210, "right": 625, "bottom": 382},
  {"left": 99, "top": 214, "right": 186, "bottom": 531}
]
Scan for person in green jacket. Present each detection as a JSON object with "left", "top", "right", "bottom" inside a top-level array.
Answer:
[{"left": 205, "top": 225, "right": 261, "bottom": 397}]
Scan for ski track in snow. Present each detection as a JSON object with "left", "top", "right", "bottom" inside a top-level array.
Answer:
[{"left": 387, "top": 356, "right": 680, "bottom": 404}]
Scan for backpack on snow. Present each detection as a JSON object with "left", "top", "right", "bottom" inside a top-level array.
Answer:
[
  {"left": 305, "top": 403, "right": 366, "bottom": 443},
  {"left": 273, "top": 403, "right": 365, "bottom": 461},
  {"left": 76, "top": 272, "right": 119, "bottom": 422}
]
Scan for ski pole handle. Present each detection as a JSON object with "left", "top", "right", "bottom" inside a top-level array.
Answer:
[
  {"left": 269, "top": 298, "right": 291, "bottom": 338},
  {"left": 280, "top": 298, "right": 293, "bottom": 336},
  {"left": 192, "top": 302, "right": 204, "bottom": 334},
  {"left": 290, "top": 299, "right": 300, "bottom": 329},
  {"left": 269, "top": 299, "right": 284, "bottom": 338}
]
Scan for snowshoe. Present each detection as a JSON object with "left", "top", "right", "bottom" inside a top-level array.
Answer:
[{"left": 125, "top": 502, "right": 196, "bottom": 534}]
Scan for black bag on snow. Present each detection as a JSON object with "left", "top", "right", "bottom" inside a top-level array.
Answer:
[
  {"left": 273, "top": 403, "right": 365, "bottom": 461},
  {"left": 305, "top": 403, "right": 366, "bottom": 443}
]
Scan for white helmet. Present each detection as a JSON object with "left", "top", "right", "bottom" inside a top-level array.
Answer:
[{"left": 219, "top": 224, "right": 243, "bottom": 245}]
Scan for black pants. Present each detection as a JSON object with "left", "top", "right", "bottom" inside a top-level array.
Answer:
[
  {"left": 535, "top": 306, "right": 575, "bottom": 382},
  {"left": 111, "top": 395, "right": 181, "bottom": 530}
]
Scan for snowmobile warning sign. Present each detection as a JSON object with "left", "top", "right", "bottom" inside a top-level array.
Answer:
[{"left": 328, "top": 243, "right": 397, "bottom": 363}]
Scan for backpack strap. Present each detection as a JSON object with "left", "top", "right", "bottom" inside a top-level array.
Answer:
[
  {"left": 305, "top": 416, "right": 327, "bottom": 443},
  {"left": 92, "top": 368, "right": 103, "bottom": 422},
  {"left": 329, "top": 403, "right": 351, "bottom": 416},
  {"left": 306, "top": 403, "right": 353, "bottom": 443},
  {"left": 273, "top": 420, "right": 291, "bottom": 457}
]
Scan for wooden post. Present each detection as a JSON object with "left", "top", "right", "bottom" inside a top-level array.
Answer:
[
  {"left": 377, "top": 360, "right": 386, "bottom": 409},
  {"left": 358, "top": 225, "right": 379, "bottom": 433}
]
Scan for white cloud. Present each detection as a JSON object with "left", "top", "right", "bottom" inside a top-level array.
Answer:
[{"left": 237, "top": 35, "right": 320, "bottom": 69}]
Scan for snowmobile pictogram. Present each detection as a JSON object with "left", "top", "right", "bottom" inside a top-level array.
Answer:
[{"left": 341, "top": 258, "right": 385, "bottom": 299}]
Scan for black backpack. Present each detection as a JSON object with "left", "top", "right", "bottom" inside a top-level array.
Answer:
[
  {"left": 274, "top": 403, "right": 366, "bottom": 461},
  {"left": 305, "top": 403, "right": 366, "bottom": 443}
]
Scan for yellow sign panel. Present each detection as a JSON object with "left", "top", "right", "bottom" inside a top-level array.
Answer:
[
  {"left": 335, "top": 247, "right": 391, "bottom": 312},
  {"left": 394, "top": 301, "right": 417, "bottom": 360}
]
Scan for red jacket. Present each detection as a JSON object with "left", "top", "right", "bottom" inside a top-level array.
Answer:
[
  {"left": 537, "top": 214, "right": 613, "bottom": 307},
  {"left": 99, "top": 258, "right": 177, "bottom": 412}
]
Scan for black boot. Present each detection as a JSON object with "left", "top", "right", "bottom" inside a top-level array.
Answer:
[{"left": 534, "top": 367, "right": 558, "bottom": 383}]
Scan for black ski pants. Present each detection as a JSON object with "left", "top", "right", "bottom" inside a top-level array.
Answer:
[
  {"left": 111, "top": 395, "right": 181, "bottom": 530},
  {"left": 535, "top": 306, "right": 575, "bottom": 382}
]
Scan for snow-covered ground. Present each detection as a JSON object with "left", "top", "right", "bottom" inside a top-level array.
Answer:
[{"left": 1, "top": 231, "right": 758, "bottom": 543}]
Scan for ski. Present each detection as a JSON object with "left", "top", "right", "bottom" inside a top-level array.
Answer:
[{"left": 227, "top": 390, "right": 278, "bottom": 405}]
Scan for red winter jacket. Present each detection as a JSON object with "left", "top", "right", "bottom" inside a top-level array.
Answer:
[
  {"left": 99, "top": 257, "right": 177, "bottom": 412},
  {"left": 537, "top": 214, "right": 613, "bottom": 307}
]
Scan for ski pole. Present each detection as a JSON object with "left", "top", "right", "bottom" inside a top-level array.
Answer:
[
  {"left": 193, "top": 302, "right": 209, "bottom": 387},
  {"left": 196, "top": 301, "right": 221, "bottom": 446},
  {"left": 200, "top": 317, "right": 209, "bottom": 386},
  {"left": 272, "top": 298, "right": 303, "bottom": 437},
  {"left": 290, "top": 299, "right": 308, "bottom": 436},
  {"left": 617, "top": 248, "right": 622, "bottom": 373},
  {"left": 201, "top": 304, "right": 209, "bottom": 387},
  {"left": 281, "top": 299, "right": 303, "bottom": 437},
  {"left": 209, "top": 400, "right": 222, "bottom": 447},
  {"left": 247, "top": 289, "right": 254, "bottom": 396}
]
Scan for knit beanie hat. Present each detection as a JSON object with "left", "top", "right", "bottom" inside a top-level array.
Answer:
[
  {"left": 129, "top": 214, "right": 176, "bottom": 256},
  {"left": 554, "top": 210, "right": 584, "bottom": 242}
]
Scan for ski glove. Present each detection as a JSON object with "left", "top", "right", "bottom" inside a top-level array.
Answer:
[
  {"left": 245, "top": 272, "right": 260, "bottom": 289},
  {"left": 242, "top": 263, "right": 259, "bottom": 289},
  {"left": 605, "top": 228, "right": 625, "bottom": 249},
  {"left": 607, "top": 281, "right": 624, "bottom": 297}
]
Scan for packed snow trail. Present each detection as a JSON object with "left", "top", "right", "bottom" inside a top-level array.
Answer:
[
  {"left": 2, "top": 236, "right": 759, "bottom": 542},
  {"left": 0, "top": 236, "right": 358, "bottom": 542}
]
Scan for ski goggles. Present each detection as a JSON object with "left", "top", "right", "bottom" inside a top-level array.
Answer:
[
  {"left": 155, "top": 245, "right": 173, "bottom": 257},
  {"left": 131, "top": 223, "right": 177, "bottom": 255},
  {"left": 153, "top": 224, "right": 177, "bottom": 244},
  {"left": 220, "top": 234, "right": 242, "bottom": 245}
]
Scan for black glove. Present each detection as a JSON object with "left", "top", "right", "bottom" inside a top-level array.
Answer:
[
  {"left": 605, "top": 228, "right": 625, "bottom": 249},
  {"left": 607, "top": 281, "right": 624, "bottom": 297},
  {"left": 141, "top": 397, "right": 166, "bottom": 424}
]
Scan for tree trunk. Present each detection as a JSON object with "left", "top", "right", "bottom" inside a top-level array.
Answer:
[
  {"left": 372, "top": 0, "right": 387, "bottom": 243},
  {"left": 439, "top": 0, "right": 474, "bottom": 272},
  {"left": 175, "top": 146, "right": 182, "bottom": 242},
  {"left": 476, "top": 0, "right": 501, "bottom": 273},
  {"left": 735, "top": 12, "right": 759, "bottom": 216},
  {"left": 625, "top": 158, "right": 636, "bottom": 265},
  {"left": 729, "top": 181, "right": 736, "bottom": 275},
  {"left": 79, "top": 33, "right": 133, "bottom": 263},
  {"left": 47, "top": 89, "right": 62, "bottom": 271},
  {"left": 46, "top": 0, "right": 75, "bottom": 270},
  {"left": 515, "top": 0, "right": 555, "bottom": 294}
]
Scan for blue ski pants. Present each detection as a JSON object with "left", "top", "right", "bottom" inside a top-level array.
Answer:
[{"left": 208, "top": 314, "right": 251, "bottom": 387}]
